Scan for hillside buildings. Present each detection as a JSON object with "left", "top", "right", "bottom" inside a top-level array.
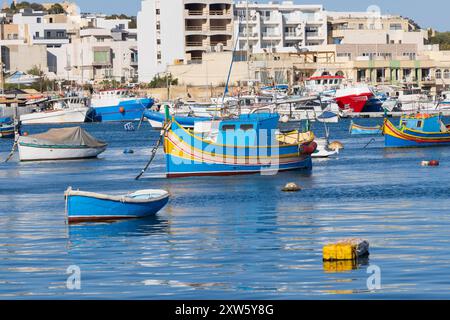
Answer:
[{"left": 0, "top": 0, "right": 448, "bottom": 94}]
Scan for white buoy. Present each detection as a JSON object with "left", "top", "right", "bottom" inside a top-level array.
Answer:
[{"left": 282, "top": 182, "right": 302, "bottom": 192}]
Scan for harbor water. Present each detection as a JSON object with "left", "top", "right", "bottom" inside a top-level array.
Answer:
[{"left": 1, "top": 119, "right": 450, "bottom": 299}]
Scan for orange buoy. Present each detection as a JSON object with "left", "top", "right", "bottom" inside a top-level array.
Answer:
[
  {"left": 119, "top": 107, "right": 125, "bottom": 113},
  {"left": 22, "top": 132, "right": 29, "bottom": 136},
  {"left": 429, "top": 160, "right": 440, "bottom": 166}
]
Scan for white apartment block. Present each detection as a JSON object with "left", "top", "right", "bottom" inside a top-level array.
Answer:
[
  {"left": 137, "top": 0, "right": 234, "bottom": 83},
  {"left": 233, "top": 1, "right": 327, "bottom": 53},
  {"left": 47, "top": 27, "right": 138, "bottom": 83}
]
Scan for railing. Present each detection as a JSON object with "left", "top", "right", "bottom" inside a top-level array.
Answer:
[
  {"left": 210, "top": 25, "right": 231, "bottom": 32},
  {"left": 238, "top": 32, "right": 258, "bottom": 38},
  {"left": 306, "top": 32, "right": 319, "bottom": 37},
  {"left": 185, "top": 26, "right": 203, "bottom": 31},
  {"left": 262, "top": 32, "right": 281, "bottom": 38},
  {"left": 186, "top": 10, "right": 205, "bottom": 16},
  {"left": 285, "top": 32, "right": 302, "bottom": 38},
  {"left": 209, "top": 10, "right": 232, "bottom": 16},
  {"left": 186, "top": 41, "right": 205, "bottom": 47}
]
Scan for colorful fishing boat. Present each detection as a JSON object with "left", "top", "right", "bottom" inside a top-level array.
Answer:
[
  {"left": 90, "top": 89, "right": 154, "bottom": 122},
  {"left": 0, "top": 117, "right": 14, "bottom": 138},
  {"left": 163, "top": 113, "right": 316, "bottom": 178},
  {"left": 144, "top": 109, "right": 211, "bottom": 129},
  {"left": 18, "top": 127, "right": 107, "bottom": 161},
  {"left": 65, "top": 187, "right": 169, "bottom": 223},
  {"left": 349, "top": 121, "right": 382, "bottom": 135},
  {"left": 383, "top": 113, "right": 450, "bottom": 148}
]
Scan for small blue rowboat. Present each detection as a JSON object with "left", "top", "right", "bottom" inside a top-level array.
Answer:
[
  {"left": 349, "top": 121, "right": 382, "bottom": 135},
  {"left": 144, "top": 109, "right": 210, "bottom": 129},
  {"left": 65, "top": 187, "right": 169, "bottom": 223}
]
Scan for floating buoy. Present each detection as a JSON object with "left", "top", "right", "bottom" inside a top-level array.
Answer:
[
  {"left": 119, "top": 106, "right": 125, "bottom": 113},
  {"left": 422, "top": 160, "right": 439, "bottom": 167},
  {"left": 282, "top": 182, "right": 302, "bottom": 192},
  {"left": 328, "top": 141, "right": 344, "bottom": 151},
  {"left": 123, "top": 149, "right": 134, "bottom": 154},
  {"left": 22, "top": 131, "right": 29, "bottom": 136},
  {"left": 323, "top": 239, "right": 369, "bottom": 261},
  {"left": 124, "top": 122, "right": 135, "bottom": 132}
]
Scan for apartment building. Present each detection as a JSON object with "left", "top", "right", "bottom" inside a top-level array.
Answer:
[
  {"left": 47, "top": 27, "right": 138, "bottom": 83},
  {"left": 233, "top": 1, "right": 327, "bottom": 53},
  {"left": 327, "top": 11, "right": 429, "bottom": 50},
  {"left": 137, "top": 0, "right": 234, "bottom": 82}
]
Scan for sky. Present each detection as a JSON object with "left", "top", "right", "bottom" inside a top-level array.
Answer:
[{"left": 29, "top": 0, "right": 449, "bottom": 31}]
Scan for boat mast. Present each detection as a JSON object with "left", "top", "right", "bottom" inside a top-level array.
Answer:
[{"left": 246, "top": 1, "right": 250, "bottom": 85}]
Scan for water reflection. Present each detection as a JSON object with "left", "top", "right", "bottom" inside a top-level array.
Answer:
[{"left": 68, "top": 215, "right": 169, "bottom": 243}]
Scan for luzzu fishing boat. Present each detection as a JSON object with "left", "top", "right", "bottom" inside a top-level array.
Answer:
[
  {"left": 163, "top": 113, "right": 317, "bottom": 178},
  {"left": 383, "top": 113, "right": 450, "bottom": 147},
  {"left": 0, "top": 117, "right": 14, "bottom": 138},
  {"left": 349, "top": 121, "right": 382, "bottom": 135}
]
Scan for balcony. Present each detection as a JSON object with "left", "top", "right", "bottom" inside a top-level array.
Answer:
[
  {"left": 262, "top": 32, "right": 281, "bottom": 39},
  {"left": 184, "top": 9, "right": 207, "bottom": 18},
  {"left": 186, "top": 41, "right": 206, "bottom": 50},
  {"left": 209, "top": 9, "right": 232, "bottom": 17},
  {"left": 32, "top": 36, "right": 70, "bottom": 45},
  {"left": 284, "top": 32, "right": 303, "bottom": 39}
]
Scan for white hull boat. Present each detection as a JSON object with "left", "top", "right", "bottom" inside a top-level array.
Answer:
[
  {"left": 20, "top": 107, "right": 89, "bottom": 124},
  {"left": 18, "top": 127, "right": 107, "bottom": 161}
]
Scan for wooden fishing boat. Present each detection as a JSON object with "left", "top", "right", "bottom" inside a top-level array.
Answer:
[
  {"left": 349, "top": 121, "right": 382, "bottom": 135},
  {"left": 144, "top": 109, "right": 211, "bottom": 129},
  {"left": 0, "top": 117, "right": 14, "bottom": 138},
  {"left": 65, "top": 187, "right": 169, "bottom": 223},
  {"left": 164, "top": 113, "right": 317, "bottom": 178},
  {"left": 18, "top": 127, "right": 107, "bottom": 161},
  {"left": 383, "top": 113, "right": 450, "bottom": 148}
]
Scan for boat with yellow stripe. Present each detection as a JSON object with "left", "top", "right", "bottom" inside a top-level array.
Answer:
[
  {"left": 163, "top": 113, "right": 317, "bottom": 178},
  {"left": 383, "top": 113, "right": 450, "bottom": 147}
]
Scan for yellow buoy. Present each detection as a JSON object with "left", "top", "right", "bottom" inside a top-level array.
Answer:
[{"left": 323, "top": 239, "right": 369, "bottom": 261}]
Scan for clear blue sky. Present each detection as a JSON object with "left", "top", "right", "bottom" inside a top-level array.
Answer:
[{"left": 31, "top": 0, "right": 449, "bottom": 31}]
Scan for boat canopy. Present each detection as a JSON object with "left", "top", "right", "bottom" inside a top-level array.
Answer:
[{"left": 21, "top": 127, "right": 107, "bottom": 148}]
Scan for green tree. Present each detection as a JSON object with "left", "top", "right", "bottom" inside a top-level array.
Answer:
[
  {"left": 430, "top": 31, "right": 450, "bottom": 50},
  {"left": 147, "top": 74, "right": 178, "bottom": 88},
  {"left": 47, "top": 3, "right": 66, "bottom": 14}
]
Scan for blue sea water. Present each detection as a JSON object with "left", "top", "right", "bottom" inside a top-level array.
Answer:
[{"left": 0, "top": 118, "right": 450, "bottom": 299}]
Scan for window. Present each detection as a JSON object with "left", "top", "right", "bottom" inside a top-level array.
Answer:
[
  {"left": 94, "top": 51, "right": 110, "bottom": 63},
  {"left": 156, "top": 9, "right": 160, "bottom": 15},
  {"left": 436, "top": 69, "right": 442, "bottom": 79},
  {"left": 390, "top": 23, "right": 402, "bottom": 30},
  {"left": 49, "top": 18, "right": 53, "bottom": 23},
  {"left": 57, "top": 32, "right": 65, "bottom": 38},
  {"left": 157, "top": 39, "right": 161, "bottom": 45},
  {"left": 444, "top": 69, "right": 450, "bottom": 79},
  {"left": 222, "top": 125, "right": 236, "bottom": 131},
  {"left": 417, "top": 121, "right": 423, "bottom": 128},
  {"left": 240, "top": 124, "right": 254, "bottom": 131},
  {"left": 37, "top": 18, "right": 41, "bottom": 23}
]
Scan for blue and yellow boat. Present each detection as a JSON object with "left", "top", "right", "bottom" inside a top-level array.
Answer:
[
  {"left": 0, "top": 117, "right": 14, "bottom": 138},
  {"left": 383, "top": 113, "right": 450, "bottom": 147},
  {"left": 163, "top": 113, "right": 317, "bottom": 178},
  {"left": 349, "top": 121, "right": 382, "bottom": 135}
]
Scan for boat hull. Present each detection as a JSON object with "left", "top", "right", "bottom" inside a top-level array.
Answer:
[
  {"left": 164, "top": 120, "right": 314, "bottom": 178},
  {"left": 66, "top": 191, "right": 169, "bottom": 223},
  {"left": 384, "top": 119, "right": 450, "bottom": 147},
  {"left": 0, "top": 125, "right": 14, "bottom": 138},
  {"left": 335, "top": 93, "right": 372, "bottom": 113},
  {"left": 91, "top": 98, "right": 154, "bottom": 122},
  {"left": 18, "top": 143, "right": 106, "bottom": 161},
  {"left": 350, "top": 124, "right": 382, "bottom": 135},
  {"left": 20, "top": 108, "right": 89, "bottom": 124}
]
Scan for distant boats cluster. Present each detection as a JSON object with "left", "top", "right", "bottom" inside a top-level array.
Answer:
[{"left": 2, "top": 74, "right": 450, "bottom": 223}]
